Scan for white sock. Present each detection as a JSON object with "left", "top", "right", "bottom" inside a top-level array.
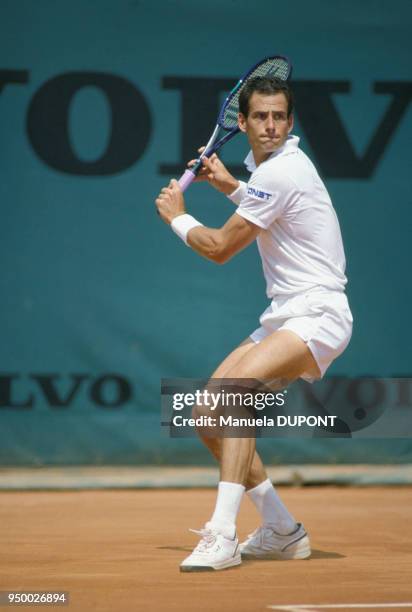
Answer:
[
  {"left": 209, "top": 481, "right": 245, "bottom": 534},
  {"left": 247, "top": 478, "right": 297, "bottom": 535}
]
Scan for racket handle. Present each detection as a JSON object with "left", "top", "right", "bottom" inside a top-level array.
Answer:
[
  {"left": 178, "top": 157, "right": 205, "bottom": 192},
  {"left": 178, "top": 169, "right": 197, "bottom": 192}
]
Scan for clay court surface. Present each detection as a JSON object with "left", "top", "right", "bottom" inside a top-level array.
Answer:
[{"left": 1, "top": 487, "right": 411, "bottom": 611}]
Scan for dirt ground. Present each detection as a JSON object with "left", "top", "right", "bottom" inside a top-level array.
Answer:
[{"left": 1, "top": 487, "right": 411, "bottom": 611}]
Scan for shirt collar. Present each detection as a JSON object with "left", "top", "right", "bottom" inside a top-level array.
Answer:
[{"left": 244, "top": 134, "right": 300, "bottom": 172}]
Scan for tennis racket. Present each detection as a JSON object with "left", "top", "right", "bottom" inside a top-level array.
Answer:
[{"left": 177, "top": 55, "right": 292, "bottom": 192}]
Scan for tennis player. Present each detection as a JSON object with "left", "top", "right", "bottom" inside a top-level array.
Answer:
[{"left": 155, "top": 76, "right": 353, "bottom": 572}]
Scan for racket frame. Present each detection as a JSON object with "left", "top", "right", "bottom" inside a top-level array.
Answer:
[{"left": 178, "top": 55, "right": 292, "bottom": 192}]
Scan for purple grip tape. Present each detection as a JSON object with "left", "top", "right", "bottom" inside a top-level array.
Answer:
[{"left": 178, "top": 169, "right": 196, "bottom": 192}]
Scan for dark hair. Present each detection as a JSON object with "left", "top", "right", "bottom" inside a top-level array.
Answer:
[{"left": 239, "top": 76, "right": 294, "bottom": 117}]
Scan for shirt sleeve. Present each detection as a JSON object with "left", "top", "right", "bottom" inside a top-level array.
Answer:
[
  {"left": 226, "top": 181, "right": 247, "bottom": 205},
  {"left": 235, "top": 167, "right": 292, "bottom": 230}
]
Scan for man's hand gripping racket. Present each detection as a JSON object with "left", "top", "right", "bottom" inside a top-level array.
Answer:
[{"left": 178, "top": 55, "right": 293, "bottom": 193}]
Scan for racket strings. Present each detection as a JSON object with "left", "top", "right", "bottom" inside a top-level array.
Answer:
[{"left": 221, "top": 57, "right": 290, "bottom": 130}]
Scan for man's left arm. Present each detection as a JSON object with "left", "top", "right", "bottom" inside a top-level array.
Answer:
[{"left": 155, "top": 179, "right": 260, "bottom": 264}]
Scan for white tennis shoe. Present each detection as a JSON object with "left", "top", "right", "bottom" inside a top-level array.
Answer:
[
  {"left": 239, "top": 522, "right": 311, "bottom": 560},
  {"left": 180, "top": 522, "right": 241, "bottom": 572}
]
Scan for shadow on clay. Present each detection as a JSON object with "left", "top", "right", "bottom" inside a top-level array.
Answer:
[{"left": 156, "top": 546, "right": 345, "bottom": 559}]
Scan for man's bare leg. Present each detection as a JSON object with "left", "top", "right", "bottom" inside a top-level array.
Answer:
[
  {"left": 197, "top": 330, "right": 319, "bottom": 489},
  {"left": 181, "top": 331, "right": 317, "bottom": 570},
  {"left": 198, "top": 330, "right": 319, "bottom": 538},
  {"left": 220, "top": 329, "right": 319, "bottom": 485},
  {"left": 195, "top": 337, "right": 267, "bottom": 488}
]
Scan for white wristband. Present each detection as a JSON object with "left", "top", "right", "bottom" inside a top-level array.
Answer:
[
  {"left": 227, "top": 180, "right": 247, "bottom": 205},
  {"left": 171, "top": 214, "right": 203, "bottom": 246}
]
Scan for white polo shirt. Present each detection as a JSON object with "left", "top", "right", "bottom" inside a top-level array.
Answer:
[{"left": 229, "top": 135, "right": 348, "bottom": 297}]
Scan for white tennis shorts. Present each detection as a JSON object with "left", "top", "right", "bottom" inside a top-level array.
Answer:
[{"left": 250, "top": 287, "right": 353, "bottom": 383}]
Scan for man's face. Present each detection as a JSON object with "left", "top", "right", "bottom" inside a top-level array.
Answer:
[{"left": 238, "top": 91, "right": 293, "bottom": 164}]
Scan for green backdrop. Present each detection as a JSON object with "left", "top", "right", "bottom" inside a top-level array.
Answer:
[{"left": 1, "top": 0, "right": 411, "bottom": 464}]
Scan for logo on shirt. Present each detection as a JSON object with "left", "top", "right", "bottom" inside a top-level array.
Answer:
[{"left": 247, "top": 186, "right": 272, "bottom": 201}]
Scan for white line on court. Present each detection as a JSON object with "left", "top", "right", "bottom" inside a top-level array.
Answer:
[{"left": 267, "top": 604, "right": 412, "bottom": 611}]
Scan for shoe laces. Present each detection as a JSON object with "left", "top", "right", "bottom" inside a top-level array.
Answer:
[{"left": 189, "top": 527, "right": 217, "bottom": 553}]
